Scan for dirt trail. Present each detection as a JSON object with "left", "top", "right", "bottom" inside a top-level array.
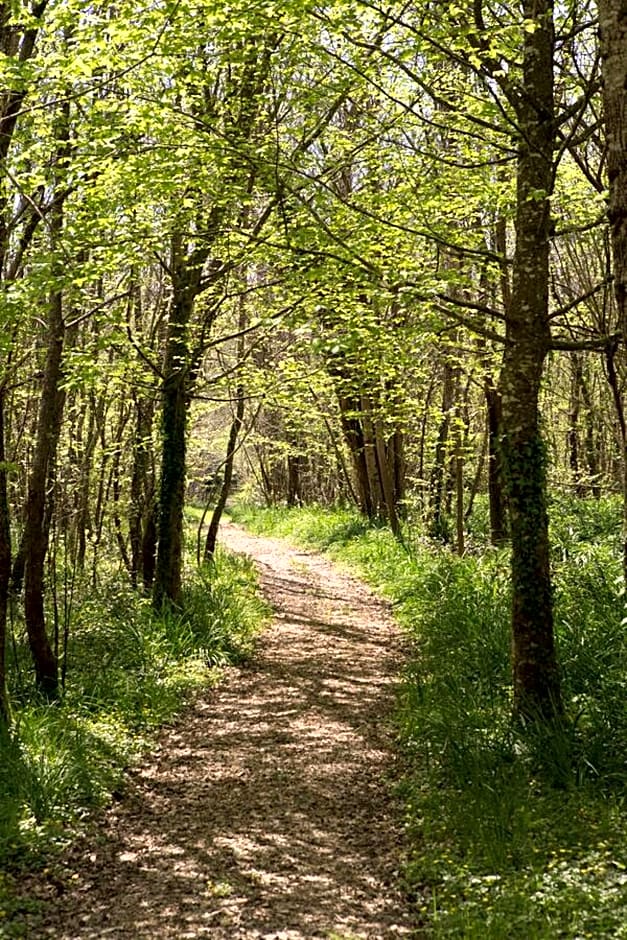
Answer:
[{"left": 19, "top": 522, "right": 415, "bottom": 939}]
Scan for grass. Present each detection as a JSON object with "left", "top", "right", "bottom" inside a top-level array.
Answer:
[
  {"left": 230, "top": 497, "right": 627, "bottom": 938},
  {"left": 0, "top": 529, "right": 269, "bottom": 931}
]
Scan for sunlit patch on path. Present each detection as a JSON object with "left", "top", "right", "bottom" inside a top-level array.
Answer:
[{"left": 27, "top": 522, "right": 414, "bottom": 939}]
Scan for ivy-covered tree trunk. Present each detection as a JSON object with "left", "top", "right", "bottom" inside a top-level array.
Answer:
[
  {"left": 599, "top": 0, "right": 627, "bottom": 581},
  {"left": 153, "top": 33, "right": 272, "bottom": 604},
  {"left": 153, "top": 275, "right": 196, "bottom": 609},
  {"left": 0, "top": 386, "right": 10, "bottom": 720},
  {"left": 600, "top": 0, "right": 627, "bottom": 339},
  {"left": 500, "top": 0, "right": 562, "bottom": 720}
]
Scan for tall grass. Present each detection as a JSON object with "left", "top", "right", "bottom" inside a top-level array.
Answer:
[
  {"left": 232, "top": 497, "right": 627, "bottom": 938},
  {"left": 0, "top": 543, "right": 268, "bottom": 883}
]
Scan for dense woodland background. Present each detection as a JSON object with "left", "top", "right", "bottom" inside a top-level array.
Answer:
[{"left": 2, "top": 0, "right": 627, "bottom": 934}]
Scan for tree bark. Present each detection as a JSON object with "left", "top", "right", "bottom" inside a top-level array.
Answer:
[
  {"left": 391, "top": 427, "right": 406, "bottom": 512},
  {"left": 153, "top": 278, "right": 196, "bottom": 609},
  {"left": 130, "top": 394, "right": 156, "bottom": 590},
  {"left": 111, "top": 410, "right": 131, "bottom": 576},
  {"left": 578, "top": 364, "right": 601, "bottom": 497},
  {"left": 0, "top": 385, "right": 10, "bottom": 720},
  {"left": 485, "top": 380, "right": 508, "bottom": 545},
  {"left": 568, "top": 354, "right": 582, "bottom": 493},
  {"left": 286, "top": 449, "right": 303, "bottom": 508},
  {"left": 360, "top": 395, "right": 385, "bottom": 516},
  {"left": 21, "top": 94, "right": 75, "bottom": 695},
  {"left": 500, "top": 0, "right": 562, "bottom": 720},
  {"left": 22, "top": 286, "right": 65, "bottom": 696},
  {"left": 599, "top": 0, "right": 627, "bottom": 340},
  {"left": 374, "top": 416, "right": 401, "bottom": 537},
  {"left": 599, "top": 0, "right": 627, "bottom": 577},
  {"left": 204, "top": 385, "right": 245, "bottom": 561},
  {"left": 605, "top": 341, "right": 627, "bottom": 582},
  {"left": 336, "top": 393, "right": 374, "bottom": 517},
  {"left": 429, "top": 360, "right": 454, "bottom": 541}
]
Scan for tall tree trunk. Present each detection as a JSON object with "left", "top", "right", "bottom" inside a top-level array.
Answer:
[
  {"left": 485, "top": 380, "right": 508, "bottom": 545},
  {"left": 22, "top": 286, "right": 65, "bottom": 696},
  {"left": 142, "top": 501, "right": 158, "bottom": 593},
  {"left": 204, "top": 293, "right": 248, "bottom": 560},
  {"left": 568, "top": 354, "right": 583, "bottom": 494},
  {"left": 454, "top": 436, "right": 465, "bottom": 556},
  {"left": 254, "top": 443, "right": 275, "bottom": 505},
  {"left": 452, "top": 361, "right": 467, "bottom": 556},
  {"left": 309, "top": 384, "right": 360, "bottom": 507},
  {"left": 336, "top": 394, "right": 374, "bottom": 517},
  {"left": 153, "top": 203, "right": 225, "bottom": 606},
  {"left": 153, "top": 285, "right": 194, "bottom": 608},
  {"left": 605, "top": 342, "right": 627, "bottom": 580},
  {"left": 391, "top": 427, "right": 406, "bottom": 512},
  {"left": 429, "top": 360, "right": 454, "bottom": 541},
  {"left": 417, "top": 375, "right": 437, "bottom": 515},
  {"left": 500, "top": 0, "right": 562, "bottom": 721},
  {"left": 73, "top": 396, "right": 99, "bottom": 571},
  {"left": 360, "top": 395, "right": 385, "bottom": 516},
  {"left": 130, "top": 394, "right": 156, "bottom": 590},
  {"left": 89, "top": 396, "right": 112, "bottom": 585},
  {"left": 578, "top": 365, "right": 601, "bottom": 497},
  {"left": 22, "top": 94, "right": 74, "bottom": 695},
  {"left": 0, "top": 385, "right": 10, "bottom": 720},
  {"left": 105, "top": 400, "right": 132, "bottom": 575},
  {"left": 204, "top": 385, "right": 245, "bottom": 561},
  {"left": 286, "top": 449, "right": 303, "bottom": 508},
  {"left": 599, "top": 0, "right": 627, "bottom": 577},
  {"left": 374, "top": 416, "right": 401, "bottom": 536},
  {"left": 599, "top": 0, "right": 627, "bottom": 341}
]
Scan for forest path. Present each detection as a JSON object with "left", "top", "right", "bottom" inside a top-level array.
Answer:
[{"left": 22, "top": 521, "right": 415, "bottom": 939}]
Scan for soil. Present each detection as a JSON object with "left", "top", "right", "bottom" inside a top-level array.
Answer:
[{"left": 12, "top": 522, "right": 416, "bottom": 939}]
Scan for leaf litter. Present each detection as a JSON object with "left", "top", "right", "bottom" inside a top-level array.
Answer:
[{"left": 12, "top": 522, "right": 416, "bottom": 939}]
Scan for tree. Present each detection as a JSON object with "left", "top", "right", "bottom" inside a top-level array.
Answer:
[
  {"left": 498, "top": 0, "right": 562, "bottom": 719},
  {"left": 599, "top": 0, "right": 627, "bottom": 581},
  {"left": 0, "top": 0, "right": 53, "bottom": 700},
  {"left": 20, "top": 98, "right": 75, "bottom": 697},
  {"left": 152, "top": 16, "right": 279, "bottom": 607},
  {"left": 327, "top": 0, "right": 602, "bottom": 719}
]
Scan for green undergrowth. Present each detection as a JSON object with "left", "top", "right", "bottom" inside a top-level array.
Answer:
[
  {"left": 0, "top": 540, "right": 268, "bottom": 928},
  {"left": 230, "top": 498, "right": 627, "bottom": 938}
]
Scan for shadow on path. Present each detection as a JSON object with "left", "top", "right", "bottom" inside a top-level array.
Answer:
[{"left": 20, "top": 522, "right": 415, "bottom": 940}]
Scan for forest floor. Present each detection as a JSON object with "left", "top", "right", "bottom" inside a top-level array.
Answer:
[{"left": 12, "top": 521, "right": 416, "bottom": 939}]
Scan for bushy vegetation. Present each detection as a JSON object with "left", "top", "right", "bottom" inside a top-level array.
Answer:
[
  {"left": 231, "top": 497, "right": 627, "bottom": 938},
  {"left": 0, "top": 539, "right": 268, "bottom": 927}
]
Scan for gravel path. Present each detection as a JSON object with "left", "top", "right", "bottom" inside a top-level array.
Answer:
[{"left": 17, "top": 522, "right": 415, "bottom": 939}]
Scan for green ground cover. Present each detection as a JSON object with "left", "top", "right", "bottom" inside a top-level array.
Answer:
[
  {"left": 230, "top": 497, "right": 627, "bottom": 938},
  {"left": 0, "top": 525, "right": 269, "bottom": 930}
]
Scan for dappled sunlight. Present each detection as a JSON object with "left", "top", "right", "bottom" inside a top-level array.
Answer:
[{"left": 29, "top": 522, "right": 412, "bottom": 939}]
